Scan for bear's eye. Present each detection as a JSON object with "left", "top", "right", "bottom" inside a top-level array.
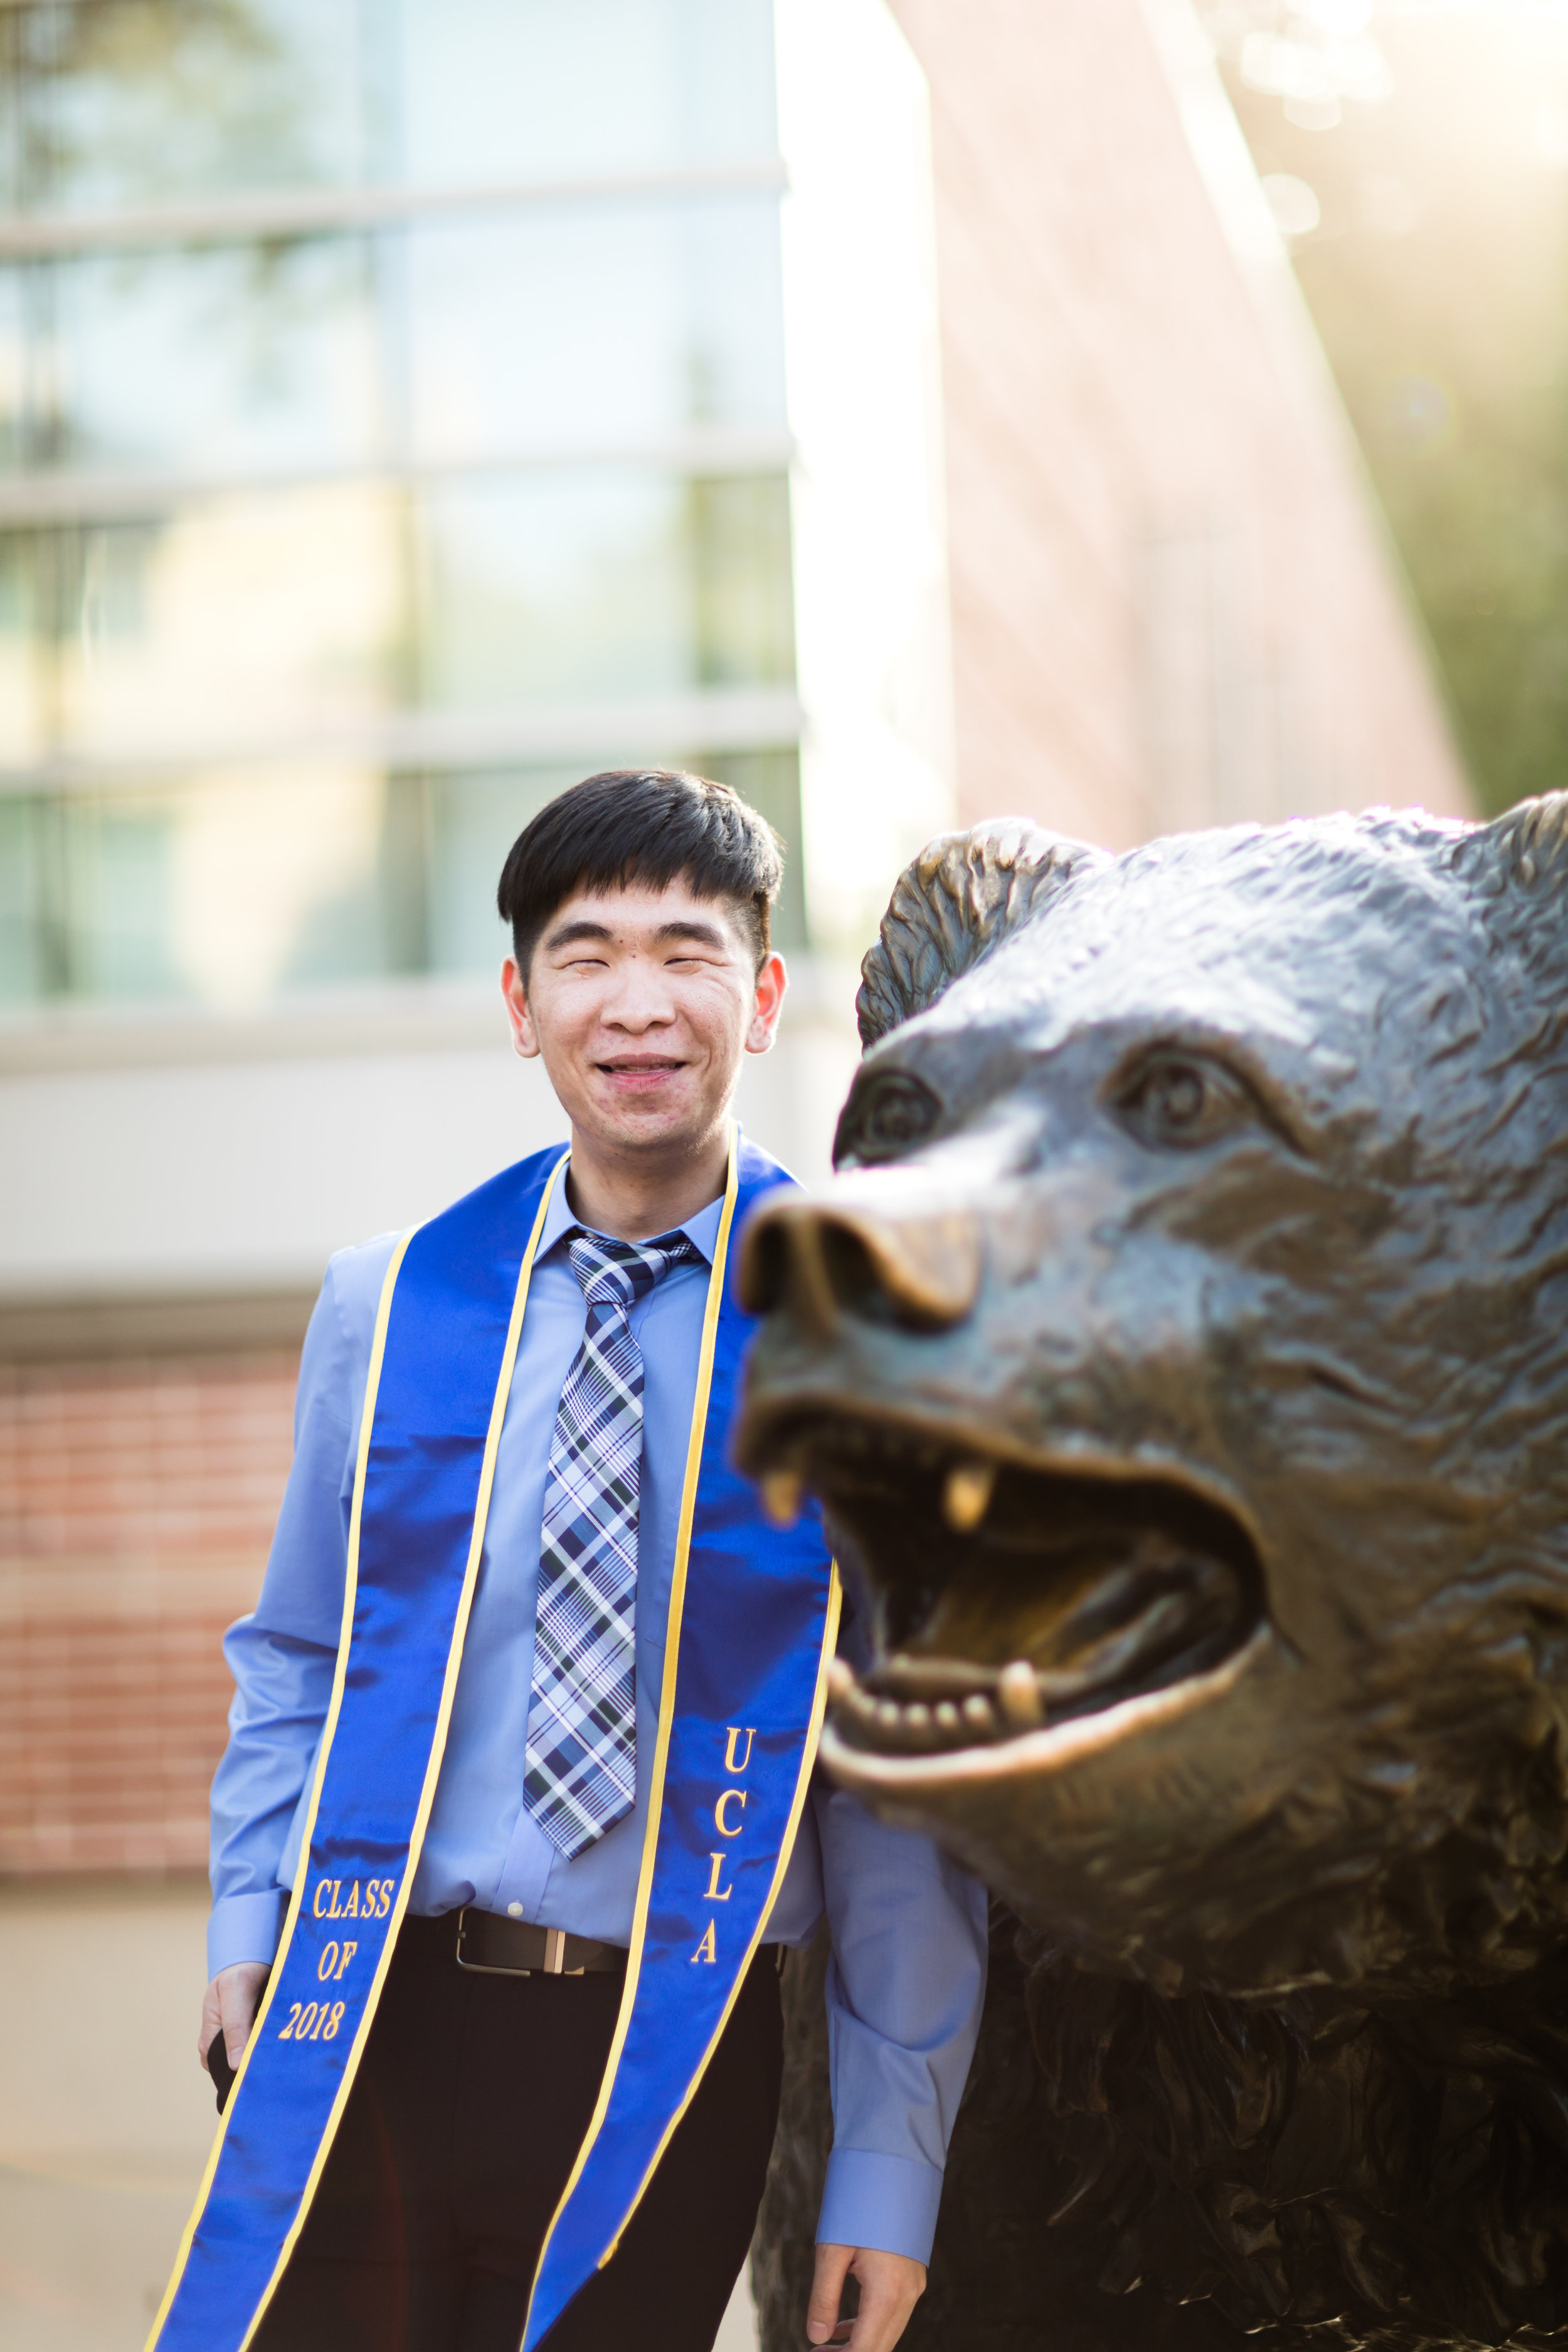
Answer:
[
  {"left": 1116, "top": 1053, "right": 1250, "bottom": 1148},
  {"left": 834, "top": 1070, "right": 943, "bottom": 1165}
]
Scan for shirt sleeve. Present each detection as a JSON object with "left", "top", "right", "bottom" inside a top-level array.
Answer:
[
  {"left": 813, "top": 1782, "right": 988, "bottom": 2264},
  {"left": 206, "top": 1258, "right": 364, "bottom": 1979}
]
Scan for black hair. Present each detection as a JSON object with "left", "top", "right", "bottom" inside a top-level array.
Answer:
[{"left": 496, "top": 768, "right": 783, "bottom": 978}]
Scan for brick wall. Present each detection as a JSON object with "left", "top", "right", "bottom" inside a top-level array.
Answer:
[{"left": 0, "top": 1352, "right": 296, "bottom": 1876}]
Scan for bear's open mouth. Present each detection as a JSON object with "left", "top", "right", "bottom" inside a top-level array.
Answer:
[{"left": 751, "top": 1411, "right": 1265, "bottom": 1761}]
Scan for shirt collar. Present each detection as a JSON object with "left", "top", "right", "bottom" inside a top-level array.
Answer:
[{"left": 537, "top": 1158, "right": 724, "bottom": 1268}]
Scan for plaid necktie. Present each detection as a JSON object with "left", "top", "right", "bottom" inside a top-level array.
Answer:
[{"left": 523, "top": 1225, "right": 702, "bottom": 1858}]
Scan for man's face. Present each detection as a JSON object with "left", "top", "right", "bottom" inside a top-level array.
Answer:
[{"left": 501, "top": 878, "right": 786, "bottom": 1159}]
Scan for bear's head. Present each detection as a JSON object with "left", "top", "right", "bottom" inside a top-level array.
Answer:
[{"left": 738, "top": 798, "right": 1568, "bottom": 2001}]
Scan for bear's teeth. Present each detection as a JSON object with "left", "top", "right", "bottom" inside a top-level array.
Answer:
[
  {"left": 997, "top": 1660, "right": 1045, "bottom": 1729},
  {"left": 833, "top": 1663, "right": 1029, "bottom": 1748},
  {"left": 943, "top": 1460, "right": 996, "bottom": 1531}
]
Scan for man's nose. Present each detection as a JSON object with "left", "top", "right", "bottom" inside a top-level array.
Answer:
[
  {"left": 602, "top": 964, "right": 675, "bottom": 1027},
  {"left": 738, "top": 1189, "right": 982, "bottom": 1337}
]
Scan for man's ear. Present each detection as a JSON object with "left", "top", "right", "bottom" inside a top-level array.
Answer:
[
  {"left": 746, "top": 951, "right": 788, "bottom": 1055},
  {"left": 501, "top": 956, "right": 541, "bottom": 1059}
]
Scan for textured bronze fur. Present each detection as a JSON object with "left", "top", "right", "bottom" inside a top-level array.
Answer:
[{"left": 741, "top": 800, "right": 1568, "bottom": 2352}]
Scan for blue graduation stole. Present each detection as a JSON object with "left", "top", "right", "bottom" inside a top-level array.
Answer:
[{"left": 147, "top": 1125, "right": 838, "bottom": 2352}]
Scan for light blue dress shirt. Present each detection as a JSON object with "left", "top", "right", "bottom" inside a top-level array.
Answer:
[{"left": 209, "top": 1167, "right": 988, "bottom": 2263}]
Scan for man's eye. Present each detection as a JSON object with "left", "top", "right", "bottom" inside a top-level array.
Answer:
[
  {"left": 1116, "top": 1054, "right": 1250, "bottom": 1148},
  {"left": 834, "top": 1071, "right": 942, "bottom": 1165}
]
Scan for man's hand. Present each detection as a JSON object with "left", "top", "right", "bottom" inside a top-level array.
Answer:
[
  {"left": 198, "top": 1961, "right": 270, "bottom": 2074},
  {"left": 807, "top": 2244, "right": 926, "bottom": 2351}
]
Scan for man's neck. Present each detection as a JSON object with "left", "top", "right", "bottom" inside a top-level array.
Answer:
[{"left": 563, "top": 1121, "right": 731, "bottom": 1241}]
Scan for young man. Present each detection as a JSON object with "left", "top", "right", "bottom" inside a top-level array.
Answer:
[{"left": 164, "top": 771, "right": 986, "bottom": 2352}]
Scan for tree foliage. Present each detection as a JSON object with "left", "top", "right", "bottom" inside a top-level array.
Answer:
[{"left": 1210, "top": 5, "right": 1568, "bottom": 816}]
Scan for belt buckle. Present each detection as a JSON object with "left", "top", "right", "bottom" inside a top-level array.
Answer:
[
  {"left": 453, "top": 1908, "right": 586, "bottom": 1978},
  {"left": 455, "top": 1905, "right": 539, "bottom": 1978}
]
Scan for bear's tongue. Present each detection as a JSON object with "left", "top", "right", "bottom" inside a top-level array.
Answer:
[{"left": 775, "top": 1415, "right": 1263, "bottom": 1755}]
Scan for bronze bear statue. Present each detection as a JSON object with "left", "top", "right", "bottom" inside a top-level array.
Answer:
[{"left": 736, "top": 798, "right": 1568, "bottom": 2352}]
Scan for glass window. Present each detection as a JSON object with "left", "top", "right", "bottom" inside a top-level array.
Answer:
[
  {"left": 0, "top": 746, "right": 801, "bottom": 1006},
  {"left": 0, "top": 792, "right": 45, "bottom": 1001},
  {"left": 0, "top": 237, "right": 383, "bottom": 474},
  {"left": 56, "top": 785, "right": 184, "bottom": 996},
  {"left": 0, "top": 468, "right": 790, "bottom": 765},
  {"left": 0, "top": 0, "right": 778, "bottom": 217},
  {"left": 407, "top": 196, "right": 786, "bottom": 461},
  {"left": 398, "top": 0, "right": 778, "bottom": 188},
  {"left": 0, "top": 1, "right": 803, "bottom": 1010},
  {"left": 0, "top": 482, "right": 408, "bottom": 762},
  {"left": 0, "top": 0, "right": 373, "bottom": 216},
  {"left": 0, "top": 192, "right": 782, "bottom": 479},
  {"left": 53, "top": 763, "right": 388, "bottom": 1004},
  {"left": 0, "top": 267, "right": 26, "bottom": 472},
  {"left": 0, "top": 532, "right": 43, "bottom": 760},
  {"left": 415, "top": 469, "right": 793, "bottom": 710}
]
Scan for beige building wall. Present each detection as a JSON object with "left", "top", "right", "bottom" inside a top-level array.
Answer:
[{"left": 889, "top": 0, "right": 1472, "bottom": 845}]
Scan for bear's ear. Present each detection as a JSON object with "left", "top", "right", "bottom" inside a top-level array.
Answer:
[
  {"left": 856, "top": 819, "right": 1106, "bottom": 1047},
  {"left": 1460, "top": 790, "right": 1568, "bottom": 895}
]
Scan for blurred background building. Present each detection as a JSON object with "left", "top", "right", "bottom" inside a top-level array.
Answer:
[{"left": 0, "top": 0, "right": 1478, "bottom": 2344}]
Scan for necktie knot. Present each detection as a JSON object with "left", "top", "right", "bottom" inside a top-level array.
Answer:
[{"left": 566, "top": 1228, "right": 701, "bottom": 1315}]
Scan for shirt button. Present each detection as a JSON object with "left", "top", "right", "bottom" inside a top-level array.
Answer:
[{"left": 507, "top": 1902, "right": 524, "bottom": 1918}]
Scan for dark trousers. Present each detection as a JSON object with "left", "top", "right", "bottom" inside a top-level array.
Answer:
[{"left": 253, "top": 1914, "right": 785, "bottom": 2352}]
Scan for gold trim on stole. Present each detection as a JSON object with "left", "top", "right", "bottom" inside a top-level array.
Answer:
[
  {"left": 146, "top": 1153, "right": 567, "bottom": 2352},
  {"left": 521, "top": 1124, "right": 842, "bottom": 2336},
  {"left": 599, "top": 1562, "right": 842, "bottom": 2270}
]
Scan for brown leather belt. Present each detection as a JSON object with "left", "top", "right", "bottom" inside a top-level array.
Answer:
[{"left": 453, "top": 1906, "right": 627, "bottom": 1978}]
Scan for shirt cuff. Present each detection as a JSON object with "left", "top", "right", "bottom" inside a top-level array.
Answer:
[
  {"left": 208, "top": 1889, "right": 289, "bottom": 1979},
  {"left": 815, "top": 2148, "right": 945, "bottom": 2265}
]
